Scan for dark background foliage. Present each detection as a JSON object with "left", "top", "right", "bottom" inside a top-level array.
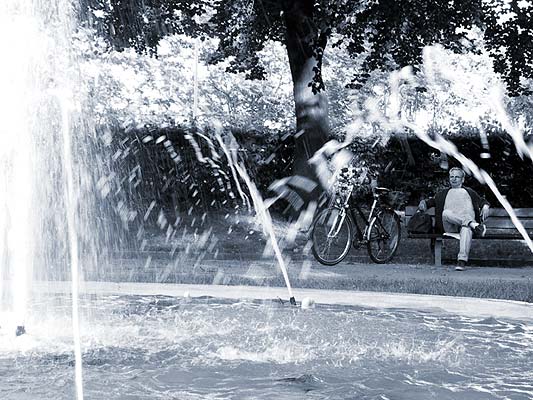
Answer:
[
  {"left": 107, "top": 127, "right": 533, "bottom": 230},
  {"left": 79, "top": 0, "right": 533, "bottom": 223},
  {"left": 345, "top": 130, "right": 533, "bottom": 208}
]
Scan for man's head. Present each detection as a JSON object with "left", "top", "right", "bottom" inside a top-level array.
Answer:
[{"left": 449, "top": 167, "right": 465, "bottom": 188}]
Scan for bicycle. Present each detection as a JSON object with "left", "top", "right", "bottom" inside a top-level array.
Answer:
[{"left": 310, "top": 166, "right": 401, "bottom": 265}]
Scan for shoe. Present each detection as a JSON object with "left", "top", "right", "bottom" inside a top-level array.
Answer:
[
  {"left": 455, "top": 260, "right": 467, "bottom": 271},
  {"left": 473, "top": 223, "right": 487, "bottom": 238}
]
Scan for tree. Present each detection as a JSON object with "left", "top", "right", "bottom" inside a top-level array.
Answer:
[
  {"left": 84, "top": 0, "right": 532, "bottom": 199},
  {"left": 483, "top": 0, "right": 533, "bottom": 96}
]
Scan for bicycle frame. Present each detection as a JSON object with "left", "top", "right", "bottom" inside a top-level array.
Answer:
[
  {"left": 327, "top": 188, "right": 381, "bottom": 245},
  {"left": 325, "top": 164, "right": 393, "bottom": 244},
  {"left": 347, "top": 195, "right": 380, "bottom": 244},
  {"left": 312, "top": 180, "right": 400, "bottom": 265}
]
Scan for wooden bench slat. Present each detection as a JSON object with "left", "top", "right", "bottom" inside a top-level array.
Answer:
[
  {"left": 408, "top": 233, "right": 533, "bottom": 240},
  {"left": 406, "top": 206, "right": 533, "bottom": 218},
  {"left": 487, "top": 208, "right": 533, "bottom": 217},
  {"left": 484, "top": 234, "right": 533, "bottom": 240},
  {"left": 408, "top": 233, "right": 443, "bottom": 239},
  {"left": 485, "top": 219, "right": 533, "bottom": 229}
]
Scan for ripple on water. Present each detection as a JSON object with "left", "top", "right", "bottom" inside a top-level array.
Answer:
[{"left": 1, "top": 294, "right": 532, "bottom": 399}]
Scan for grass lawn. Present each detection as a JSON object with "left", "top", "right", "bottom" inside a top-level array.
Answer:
[{"left": 98, "top": 209, "right": 533, "bottom": 303}]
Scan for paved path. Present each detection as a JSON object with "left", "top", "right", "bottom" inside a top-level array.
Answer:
[{"left": 77, "top": 210, "right": 533, "bottom": 303}]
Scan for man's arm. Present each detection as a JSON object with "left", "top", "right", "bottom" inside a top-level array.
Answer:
[{"left": 468, "top": 188, "right": 490, "bottom": 221}]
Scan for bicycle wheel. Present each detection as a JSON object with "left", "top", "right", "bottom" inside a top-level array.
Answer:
[
  {"left": 367, "top": 208, "right": 401, "bottom": 263},
  {"left": 311, "top": 207, "right": 353, "bottom": 266}
]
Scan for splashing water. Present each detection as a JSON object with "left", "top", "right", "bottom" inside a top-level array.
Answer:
[
  {"left": 2, "top": 294, "right": 532, "bottom": 399},
  {"left": 0, "top": 0, "right": 38, "bottom": 334},
  {"left": 233, "top": 164, "right": 295, "bottom": 303},
  {"left": 214, "top": 129, "right": 296, "bottom": 303},
  {"left": 394, "top": 60, "right": 533, "bottom": 253},
  {"left": 0, "top": 1, "right": 106, "bottom": 398},
  {"left": 132, "top": 121, "right": 297, "bottom": 303},
  {"left": 340, "top": 50, "right": 533, "bottom": 254}
]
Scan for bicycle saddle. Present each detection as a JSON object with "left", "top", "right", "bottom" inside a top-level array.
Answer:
[{"left": 373, "top": 187, "right": 391, "bottom": 194}]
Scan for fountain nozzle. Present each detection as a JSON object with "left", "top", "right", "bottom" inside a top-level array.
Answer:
[
  {"left": 289, "top": 297, "right": 296, "bottom": 306},
  {"left": 15, "top": 326, "right": 26, "bottom": 336}
]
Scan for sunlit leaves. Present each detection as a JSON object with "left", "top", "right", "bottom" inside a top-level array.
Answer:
[
  {"left": 76, "top": 31, "right": 294, "bottom": 132},
  {"left": 83, "top": 0, "right": 532, "bottom": 97}
]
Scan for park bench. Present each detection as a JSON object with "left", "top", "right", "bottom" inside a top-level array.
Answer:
[{"left": 404, "top": 206, "right": 533, "bottom": 266}]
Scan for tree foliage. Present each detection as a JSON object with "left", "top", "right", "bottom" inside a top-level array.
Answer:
[
  {"left": 76, "top": 31, "right": 296, "bottom": 131},
  {"left": 84, "top": 0, "right": 533, "bottom": 96},
  {"left": 483, "top": 0, "right": 533, "bottom": 96},
  {"left": 80, "top": 0, "right": 533, "bottom": 217}
]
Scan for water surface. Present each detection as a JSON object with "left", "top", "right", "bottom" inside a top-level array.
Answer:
[{"left": 1, "top": 295, "right": 532, "bottom": 399}]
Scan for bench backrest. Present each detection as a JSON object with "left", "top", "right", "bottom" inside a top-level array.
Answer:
[{"left": 404, "top": 206, "right": 533, "bottom": 238}]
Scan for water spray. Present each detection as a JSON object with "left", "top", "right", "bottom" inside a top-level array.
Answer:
[
  {"left": 478, "top": 123, "right": 491, "bottom": 159},
  {"left": 60, "top": 94, "right": 85, "bottom": 400},
  {"left": 0, "top": 0, "right": 37, "bottom": 338},
  {"left": 234, "top": 163, "right": 297, "bottom": 305},
  {"left": 208, "top": 129, "right": 297, "bottom": 305},
  {"left": 0, "top": 0, "right": 87, "bottom": 395},
  {"left": 389, "top": 67, "right": 533, "bottom": 253}
]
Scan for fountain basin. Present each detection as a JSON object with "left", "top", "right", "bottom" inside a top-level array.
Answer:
[{"left": 1, "top": 283, "right": 532, "bottom": 399}]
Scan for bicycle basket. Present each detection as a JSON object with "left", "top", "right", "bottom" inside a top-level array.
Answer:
[{"left": 330, "top": 166, "right": 356, "bottom": 203}]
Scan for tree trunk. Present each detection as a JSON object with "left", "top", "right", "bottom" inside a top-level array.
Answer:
[{"left": 282, "top": 0, "right": 329, "bottom": 186}]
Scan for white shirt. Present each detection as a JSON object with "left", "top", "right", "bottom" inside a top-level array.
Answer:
[{"left": 444, "top": 188, "right": 475, "bottom": 221}]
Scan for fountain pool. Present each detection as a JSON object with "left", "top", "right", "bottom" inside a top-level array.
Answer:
[{"left": 1, "top": 290, "right": 532, "bottom": 400}]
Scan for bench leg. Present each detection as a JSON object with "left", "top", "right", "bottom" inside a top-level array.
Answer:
[{"left": 434, "top": 238, "right": 442, "bottom": 266}]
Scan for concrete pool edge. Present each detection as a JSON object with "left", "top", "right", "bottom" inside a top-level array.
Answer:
[{"left": 29, "top": 281, "right": 533, "bottom": 322}]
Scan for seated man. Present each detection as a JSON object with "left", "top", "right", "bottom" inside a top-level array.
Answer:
[{"left": 418, "top": 167, "right": 490, "bottom": 271}]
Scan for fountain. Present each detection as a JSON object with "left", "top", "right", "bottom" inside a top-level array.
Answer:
[
  {"left": 0, "top": 2, "right": 298, "bottom": 397},
  {"left": 0, "top": 0, "right": 37, "bottom": 336},
  {"left": 0, "top": 1, "right": 108, "bottom": 398}
]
